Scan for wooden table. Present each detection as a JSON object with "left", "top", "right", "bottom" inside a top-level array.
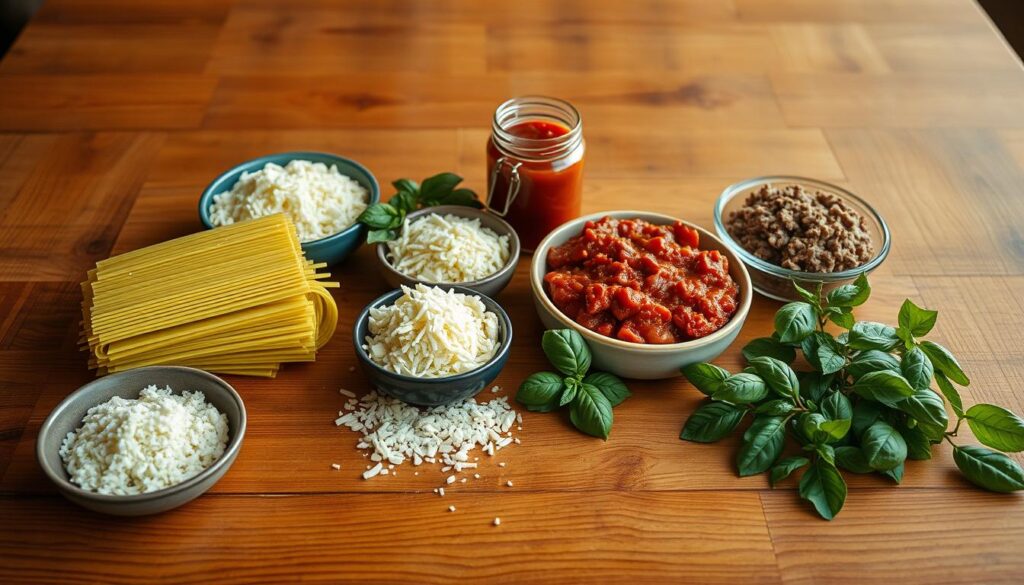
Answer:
[{"left": 2, "top": 0, "right": 1023, "bottom": 582}]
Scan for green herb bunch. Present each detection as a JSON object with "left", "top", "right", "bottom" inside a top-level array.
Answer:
[
  {"left": 680, "top": 274, "right": 1024, "bottom": 520},
  {"left": 356, "top": 172, "right": 482, "bottom": 243},
  {"left": 517, "top": 330, "right": 632, "bottom": 439}
]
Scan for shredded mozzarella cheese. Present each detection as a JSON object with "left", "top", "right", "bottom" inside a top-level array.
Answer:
[
  {"left": 208, "top": 160, "right": 368, "bottom": 243},
  {"left": 363, "top": 284, "right": 499, "bottom": 378},
  {"left": 386, "top": 213, "right": 510, "bottom": 283}
]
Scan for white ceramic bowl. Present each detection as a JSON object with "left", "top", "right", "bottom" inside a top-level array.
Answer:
[{"left": 530, "top": 210, "right": 752, "bottom": 379}]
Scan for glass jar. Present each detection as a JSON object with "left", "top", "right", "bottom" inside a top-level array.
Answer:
[{"left": 486, "top": 96, "right": 585, "bottom": 252}]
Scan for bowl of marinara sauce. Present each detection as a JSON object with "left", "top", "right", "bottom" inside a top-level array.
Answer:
[{"left": 529, "top": 211, "right": 752, "bottom": 379}]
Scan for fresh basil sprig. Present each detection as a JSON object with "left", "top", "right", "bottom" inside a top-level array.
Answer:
[
  {"left": 356, "top": 172, "right": 482, "bottom": 243},
  {"left": 679, "top": 274, "right": 1024, "bottom": 520},
  {"left": 517, "top": 329, "right": 631, "bottom": 439}
]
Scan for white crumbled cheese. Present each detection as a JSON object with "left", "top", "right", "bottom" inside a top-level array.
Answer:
[
  {"left": 386, "top": 213, "right": 510, "bottom": 283},
  {"left": 493, "top": 517, "right": 501, "bottom": 526},
  {"left": 448, "top": 505, "right": 456, "bottom": 512},
  {"left": 363, "top": 284, "right": 499, "bottom": 378},
  {"left": 363, "top": 462, "right": 383, "bottom": 479},
  {"left": 439, "top": 487, "right": 445, "bottom": 497},
  {"left": 334, "top": 390, "right": 521, "bottom": 487},
  {"left": 208, "top": 160, "right": 368, "bottom": 243},
  {"left": 331, "top": 463, "right": 341, "bottom": 470},
  {"left": 58, "top": 385, "right": 228, "bottom": 495},
  {"left": 338, "top": 389, "right": 356, "bottom": 398},
  {"left": 506, "top": 480, "right": 514, "bottom": 487}
]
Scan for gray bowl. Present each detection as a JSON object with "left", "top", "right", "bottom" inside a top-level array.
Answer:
[
  {"left": 353, "top": 286, "right": 513, "bottom": 406},
  {"left": 375, "top": 205, "right": 520, "bottom": 298},
  {"left": 37, "top": 366, "right": 246, "bottom": 516}
]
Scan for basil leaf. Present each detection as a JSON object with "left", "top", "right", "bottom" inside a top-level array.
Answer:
[
  {"left": 798, "top": 371, "right": 833, "bottom": 403},
  {"left": 582, "top": 372, "right": 631, "bottom": 407},
  {"left": 748, "top": 356, "right": 799, "bottom": 399},
  {"left": 388, "top": 189, "right": 418, "bottom": 212},
  {"left": 953, "top": 445, "right": 1024, "bottom": 493},
  {"left": 852, "top": 371, "right": 915, "bottom": 405},
  {"left": 820, "top": 392, "right": 853, "bottom": 421},
  {"left": 799, "top": 459, "right": 847, "bottom": 521},
  {"left": 847, "top": 349, "right": 901, "bottom": 381},
  {"left": 919, "top": 341, "right": 970, "bottom": 386},
  {"left": 358, "top": 203, "right": 403, "bottom": 229},
  {"left": 774, "top": 302, "right": 816, "bottom": 344},
  {"left": 881, "top": 461, "right": 904, "bottom": 484},
  {"left": 900, "top": 346, "right": 934, "bottom": 390},
  {"left": 826, "top": 273, "right": 871, "bottom": 308},
  {"left": 770, "top": 456, "right": 809, "bottom": 486},
  {"left": 418, "top": 172, "right": 463, "bottom": 205},
  {"left": 852, "top": 399, "right": 883, "bottom": 437},
  {"left": 827, "top": 308, "right": 855, "bottom": 330},
  {"left": 815, "top": 443, "right": 836, "bottom": 465},
  {"left": 800, "top": 413, "right": 830, "bottom": 444},
  {"left": 391, "top": 178, "right": 420, "bottom": 195},
  {"left": 819, "top": 419, "right": 851, "bottom": 442},
  {"left": 569, "top": 383, "right": 613, "bottom": 440},
  {"left": 680, "top": 401, "right": 746, "bottom": 443},
  {"left": 713, "top": 373, "right": 769, "bottom": 404},
  {"left": 736, "top": 416, "right": 787, "bottom": 476},
  {"left": 965, "top": 404, "right": 1024, "bottom": 452},
  {"left": 516, "top": 371, "right": 565, "bottom": 412},
  {"left": 901, "top": 423, "right": 934, "bottom": 460},
  {"left": 435, "top": 187, "right": 482, "bottom": 208},
  {"left": 848, "top": 321, "right": 900, "bottom": 351},
  {"left": 542, "top": 329, "right": 591, "bottom": 377},
  {"left": 559, "top": 379, "right": 578, "bottom": 406},
  {"left": 366, "top": 228, "right": 398, "bottom": 244},
  {"left": 815, "top": 333, "right": 846, "bottom": 375},
  {"left": 894, "top": 389, "right": 948, "bottom": 440},
  {"left": 792, "top": 280, "right": 820, "bottom": 307},
  {"left": 898, "top": 299, "right": 938, "bottom": 337},
  {"left": 835, "top": 446, "right": 873, "bottom": 473},
  {"left": 681, "top": 362, "right": 730, "bottom": 396},
  {"left": 861, "top": 420, "right": 908, "bottom": 471},
  {"left": 935, "top": 371, "right": 965, "bottom": 418},
  {"left": 741, "top": 337, "right": 796, "bottom": 364},
  {"left": 755, "top": 399, "right": 795, "bottom": 416}
]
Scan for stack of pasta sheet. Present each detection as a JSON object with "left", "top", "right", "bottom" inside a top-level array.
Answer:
[{"left": 81, "top": 214, "right": 338, "bottom": 377}]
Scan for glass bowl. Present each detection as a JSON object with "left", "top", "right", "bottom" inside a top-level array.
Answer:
[{"left": 713, "top": 176, "right": 891, "bottom": 303}]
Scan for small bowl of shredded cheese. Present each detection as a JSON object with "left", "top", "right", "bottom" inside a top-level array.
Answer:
[
  {"left": 199, "top": 151, "right": 380, "bottom": 266},
  {"left": 36, "top": 366, "right": 246, "bottom": 516},
  {"left": 353, "top": 284, "right": 513, "bottom": 406},
  {"left": 376, "top": 206, "right": 520, "bottom": 297}
]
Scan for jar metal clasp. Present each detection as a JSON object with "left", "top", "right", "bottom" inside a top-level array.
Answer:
[{"left": 486, "top": 156, "right": 522, "bottom": 218}]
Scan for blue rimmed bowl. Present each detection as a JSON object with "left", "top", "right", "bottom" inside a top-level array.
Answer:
[
  {"left": 353, "top": 286, "right": 513, "bottom": 406},
  {"left": 198, "top": 151, "right": 380, "bottom": 266}
]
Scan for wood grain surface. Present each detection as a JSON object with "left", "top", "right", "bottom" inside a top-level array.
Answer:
[{"left": 1, "top": 0, "right": 1022, "bottom": 583}]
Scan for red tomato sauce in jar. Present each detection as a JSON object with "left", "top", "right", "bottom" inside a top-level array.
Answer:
[
  {"left": 544, "top": 217, "right": 740, "bottom": 344},
  {"left": 487, "top": 97, "right": 585, "bottom": 252}
]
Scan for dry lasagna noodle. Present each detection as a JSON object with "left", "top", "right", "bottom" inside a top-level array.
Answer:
[{"left": 81, "top": 214, "right": 339, "bottom": 377}]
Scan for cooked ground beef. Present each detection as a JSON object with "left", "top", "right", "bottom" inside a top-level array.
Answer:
[{"left": 725, "top": 184, "right": 874, "bottom": 273}]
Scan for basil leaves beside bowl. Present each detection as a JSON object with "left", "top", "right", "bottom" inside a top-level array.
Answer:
[
  {"left": 680, "top": 274, "right": 1024, "bottom": 520},
  {"left": 517, "top": 330, "right": 632, "bottom": 439}
]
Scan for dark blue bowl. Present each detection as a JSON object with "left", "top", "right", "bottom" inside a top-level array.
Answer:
[
  {"left": 198, "top": 151, "right": 380, "bottom": 266},
  {"left": 353, "top": 286, "right": 513, "bottom": 407}
]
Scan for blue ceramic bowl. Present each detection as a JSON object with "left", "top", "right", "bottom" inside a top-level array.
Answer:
[
  {"left": 198, "top": 151, "right": 380, "bottom": 266},
  {"left": 353, "top": 286, "right": 513, "bottom": 407}
]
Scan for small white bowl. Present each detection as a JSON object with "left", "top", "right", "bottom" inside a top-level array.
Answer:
[{"left": 530, "top": 210, "right": 752, "bottom": 379}]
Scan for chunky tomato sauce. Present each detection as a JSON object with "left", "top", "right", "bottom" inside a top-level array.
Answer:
[{"left": 544, "top": 217, "right": 739, "bottom": 344}]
